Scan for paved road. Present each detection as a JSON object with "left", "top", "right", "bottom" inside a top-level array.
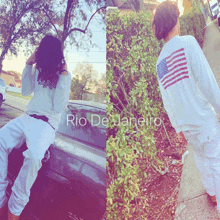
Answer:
[
  {"left": 0, "top": 93, "right": 26, "bottom": 128},
  {"left": 4, "top": 94, "right": 28, "bottom": 111},
  {"left": 203, "top": 22, "right": 220, "bottom": 84},
  {"left": 0, "top": 103, "right": 23, "bottom": 128}
]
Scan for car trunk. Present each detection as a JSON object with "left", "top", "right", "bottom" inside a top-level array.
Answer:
[{"left": 7, "top": 141, "right": 106, "bottom": 220}]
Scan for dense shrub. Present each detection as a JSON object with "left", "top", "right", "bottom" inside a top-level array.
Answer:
[
  {"left": 179, "top": 9, "right": 206, "bottom": 47},
  {"left": 106, "top": 10, "right": 164, "bottom": 219}
]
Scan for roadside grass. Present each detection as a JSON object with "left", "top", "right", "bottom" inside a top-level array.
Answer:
[{"left": 6, "top": 91, "right": 33, "bottom": 100}]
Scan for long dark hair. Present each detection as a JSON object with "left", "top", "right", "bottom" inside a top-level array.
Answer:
[
  {"left": 152, "top": 1, "right": 180, "bottom": 40},
  {"left": 36, "top": 35, "right": 65, "bottom": 90}
]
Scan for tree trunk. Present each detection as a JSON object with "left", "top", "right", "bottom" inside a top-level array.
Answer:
[
  {"left": 0, "top": 41, "right": 12, "bottom": 75},
  {"left": 193, "top": 0, "right": 199, "bottom": 13},
  {"left": 0, "top": 61, "right": 2, "bottom": 75},
  {"left": 0, "top": 51, "right": 8, "bottom": 75},
  {"left": 199, "top": 0, "right": 207, "bottom": 23},
  {"left": 138, "top": 0, "right": 144, "bottom": 11}
]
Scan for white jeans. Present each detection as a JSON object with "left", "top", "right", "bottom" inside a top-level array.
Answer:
[
  {"left": 0, "top": 113, "right": 55, "bottom": 216},
  {"left": 183, "top": 118, "right": 220, "bottom": 212}
]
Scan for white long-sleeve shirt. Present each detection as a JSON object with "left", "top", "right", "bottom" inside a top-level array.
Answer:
[
  {"left": 22, "top": 64, "right": 72, "bottom": 130},
  {"left": 156, "top": 35, "right": 220, "bottom": 133}
]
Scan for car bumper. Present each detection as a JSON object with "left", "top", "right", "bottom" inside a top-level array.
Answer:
[{"left": 7, "top": 144, "right": 106, "bottom": 220}]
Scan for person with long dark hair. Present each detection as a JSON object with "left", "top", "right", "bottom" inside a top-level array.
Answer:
[
  {"left": 0, "top": 35, "right": 71, "bottom": 219},
  {"left": 153, "top": 0, "right": 220, "bottom": 216}
]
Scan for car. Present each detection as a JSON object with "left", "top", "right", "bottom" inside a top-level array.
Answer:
[
  {"left": 217, "top": 11, "right": 220, "bottom": 27},
  {"left": 210, "top": 0, "right": 219, "bottom": 19},
  {"left": 0, "top": 78, "right": 7, "bottom": 108},
  {"left": 6, "top": 100, "right": 106, "bottom": 220}
]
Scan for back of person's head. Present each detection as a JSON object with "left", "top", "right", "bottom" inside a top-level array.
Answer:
[
  {"left": 36, "top": 35, "right": 65, "bottom": 90},
  {"left": 152, "top": 1, "right": 180, "bottom": 40}
]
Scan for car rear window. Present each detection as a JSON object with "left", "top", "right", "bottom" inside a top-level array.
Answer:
[{"left": 57, "top": 104, "right": 106, "bottom": 150}]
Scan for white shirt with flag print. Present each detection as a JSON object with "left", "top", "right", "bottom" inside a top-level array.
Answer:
[
  {"left": 156, "top": 35, "right": 220, "bottom": 133},
  {"left": 158, "top": 48, "right": 189, "bottom": 90}
]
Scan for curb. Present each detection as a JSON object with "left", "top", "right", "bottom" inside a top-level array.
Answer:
[{"left": 2, "top": 103, "right": 24, "bottom": 112}]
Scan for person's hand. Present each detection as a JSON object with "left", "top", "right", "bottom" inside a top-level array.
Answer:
[
  {"left": 26, "top": 52, "right": 36, "bottom": 65},
  {"left": 177, "top": 131, "right": 185, "bottom": 142}
]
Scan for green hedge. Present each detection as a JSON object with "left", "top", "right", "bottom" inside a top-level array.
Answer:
[
  {"left": 106, "top": 10, "right": 164, "bottom": 219},
  {"left": 179, "top": 10, "right": 206, "bottom": 47}
]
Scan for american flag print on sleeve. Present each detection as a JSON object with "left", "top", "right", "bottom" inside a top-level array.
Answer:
[{"left": 157, "top": 48, "right": 189, "bottom": 89}]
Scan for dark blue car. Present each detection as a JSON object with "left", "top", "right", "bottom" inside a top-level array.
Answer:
[{"left": 7, "top": 100, "right": 106, "bottom": 220}]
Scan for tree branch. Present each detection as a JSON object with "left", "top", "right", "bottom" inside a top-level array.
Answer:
[
  {"left": 84, "top": 6, "right": 106, "bottom": 33},
  {"left": 67, "top": 2, "right": 74, "bottom": 30},
  {"left": 67, "top": 6, "right": 106, "bottom": 36},
  {"left": 68, "top": 28, "right": 85, "bottom": 35},
  {"left": 64, "top": 0, "right": 73, "bottom": 33},
  {"left": 127, "top": 0, "right": 137, "bottom": 11},
  {"left": 42, "top": 9, "right": 59, "bottom": 36}
]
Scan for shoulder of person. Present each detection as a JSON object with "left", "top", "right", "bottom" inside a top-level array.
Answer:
[
  {"left": 175, "top": 35, "right": 193, "bottom": 43},
  {"left": 66, "top": 71, "right": 71, "bottom": 79},
  {"left": 29, "top": 65, "right": 38, "bottom": 75},
  {"left": 58, "top": 70, "right": 71, "bottom": 80},
  {"left": 176, "top": 35, "right": 199, "bottom": 53},
  {"left": 181, "top": 35, "right": 198, "bottom": 46},
  {"left": 57, "top": 69, "right": 69, "bottom": 76},
  {"left": 67, "top": 71, "right": 72, "bottom": 81},
  {"left": 64, "top": 70, "right": 71, "bottom": 77}
]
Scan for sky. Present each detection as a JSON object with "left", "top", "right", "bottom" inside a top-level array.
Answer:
[{"left": 2, "top": 1, "right": 106, "bottom": 80}]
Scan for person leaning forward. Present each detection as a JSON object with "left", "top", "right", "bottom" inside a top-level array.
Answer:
[
  {"left": 152, "top": 0, "right": 220, "bottom": 215},
  {"left": 0, "top": 35, "right": 71, "bottom": 220}
]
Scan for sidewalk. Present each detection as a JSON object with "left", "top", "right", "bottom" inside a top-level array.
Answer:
[{"left": 174, "top": 21, "right": 220, "bottom": 219}]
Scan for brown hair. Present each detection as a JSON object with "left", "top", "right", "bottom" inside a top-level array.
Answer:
[
  {"left": 152, "top": 1, "right": 180, "bottom": 40},
  {"left": 36, "top": 35, "right": 65, "bottom": 90}
]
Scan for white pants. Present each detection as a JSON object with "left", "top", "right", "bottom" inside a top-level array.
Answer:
[
  {"left": 183, "top": 117, "right": 220, "bottom": 212},
  {"left": 0, "top": 113, "right": 55, "bottom": 216}
]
